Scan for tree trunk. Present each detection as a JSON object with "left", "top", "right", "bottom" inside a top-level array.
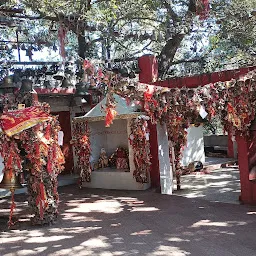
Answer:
[
  {"left": 77, "top": 34, "right": 87, "bottom": 59},
  {"left": 158, "top": 34, "right": 185, "bottom": 80},
  {"left": 158, "top": 0, "right": 197, "bottom": 80}
]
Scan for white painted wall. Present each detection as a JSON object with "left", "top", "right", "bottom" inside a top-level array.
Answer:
[
  {"left": 89, "top": 119, "right": 128, "bottom": 164},
  {"left": 157, "top": 123, "right": 173, "bottom": 195},
  {"left": 181, "top": 126, "right": 205, "bottom": 167},
  {"left": 0, "top": 155, "right": 3, "bottom": 182}
]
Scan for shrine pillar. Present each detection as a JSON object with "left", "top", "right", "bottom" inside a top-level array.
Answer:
[
  {"left": 138, "top": 55, "right": 158, "bottom": 83},
  {"left": 156, "top": 123, "right": 173, "bottom": 195},
  {"left": 236, "top": 135, "right": 256, "bottom": 204},
  {"left": 148, "top": 122, "right": 160, "bottom": 188},
  {"left": 139, "top": 55, "right": 161, "bottom": 190}
]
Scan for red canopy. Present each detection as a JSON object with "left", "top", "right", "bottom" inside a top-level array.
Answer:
[{"left": 0, "top": 106, "right": 51, "bottom": 137}]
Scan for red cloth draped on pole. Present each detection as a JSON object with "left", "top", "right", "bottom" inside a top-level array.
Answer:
[
  {"left": 58, "top": 25, "right": 67, "bottom": 60},
  {"left": 196, "top": 0, "right": 210, "bottom": 20},
  {"left": 0, "top": 106, "right": 51, "bottom": 137}
]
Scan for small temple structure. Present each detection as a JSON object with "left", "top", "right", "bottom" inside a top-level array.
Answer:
[{"left": 73, "top": 94, "right": 152, "bottom": 190}]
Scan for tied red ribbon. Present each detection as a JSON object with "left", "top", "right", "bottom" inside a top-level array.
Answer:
[
  {"left": 47, "top": 155, "right": 53, "bottom": 173},
  {"left": 8, "top": 190, "right": 16, "bottom": 229},
  {"left": 97, "top": 68, "right": 104, "bottom": 80},
  {"left": 105, "top": 107, "right": 117, "bottom": 127},
  {"left": 36, "top": 182, "right": 48, "bottom": 219},
  {"left": 196, "top": 0, "right": 210, "bottom": 20},
  {"left": 143, "top": 87, "right": 158, "bottom": 112},
  {"left": 35, "top": 143, "right": 40, "bottom": 158},
  {"left": 83, "top": 59, "right": 94, "bottom": 75},
  {"left": 45, "top": 124, "right": 51, "bottom": 140},
  {"left": 58, "top": 25, "right": 67, "bottom": 60}
]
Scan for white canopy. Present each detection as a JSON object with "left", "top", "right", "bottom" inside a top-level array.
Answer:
[{"left": 74, "top": 94, "right": 142, "bottom": 123}]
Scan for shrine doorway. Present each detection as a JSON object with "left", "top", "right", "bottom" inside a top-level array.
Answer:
[{"left": 52, "top": 111, "right": 74, "bottom": 175}]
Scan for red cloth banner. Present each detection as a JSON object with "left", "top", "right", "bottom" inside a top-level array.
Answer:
[{"left": 0, "top": 106, "right": 51, "bottom": 137}]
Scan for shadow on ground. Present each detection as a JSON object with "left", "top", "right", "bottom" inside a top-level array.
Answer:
[{"left": 0, "top": 184, "right": 256, "bottom": 256}]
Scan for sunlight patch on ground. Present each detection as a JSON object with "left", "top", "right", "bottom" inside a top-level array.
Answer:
[
  {"left": 0, "top": 236, "right": 26, "bottom": 243},
  {"left": 80, "top": 236, "right": 111, "bottom": 249},
  {"left": 25, "top": 235, "right": 73, "bottom": 243},
  {"left": 148, "top": 245, "right": 191, "bottom": 256},
  {"left": 167, "top": 237, "right": 190, "bottom": 242},
  {"left": 177, "top": 192, "right": 206, "bottom": 198},
  {"left": 247, "top": 211, "right": 256, "bottom": 215},
  {"left": 49, "top": 226, "right": 101, "bottom": 234},
  {"left": 110, "top": 223, "right": 121, "bottom": 227},
  {"left": 66, "top": 200, "right": 123, "bottom": 214},
  {"left": 130, "top": 207, "right": 159, "bottom": 212},
  {"left": 191, "top": 219, "right": 247, "bottom": 228},
  {"left": 130, "top": 229, "right": 152, "bottom": 236},
  {"left": 3, "top": 247, "right": 48, "bottom": 256}
]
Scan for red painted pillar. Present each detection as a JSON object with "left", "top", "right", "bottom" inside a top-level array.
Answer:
[
  {"left": 148, "top": 122, "right": 160, "bottom": 188},
  {"left": 139, "top": 55, "right": 160, "bottom": 188},
  {"left": 248, "top": 131, "right": 256, "bottom": 203},
  {"left": 236, "top": 135, "right": 256, "bottom": 204},
  {"left": 138, "top": 55, "right": 158, "bottom": 83}
]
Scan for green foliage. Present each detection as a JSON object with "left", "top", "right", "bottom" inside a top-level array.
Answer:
[
  {"left": 1, "top": 0, "right": 256, "bottom": 77},
  {"left": 203, "top": 117, "right": 224, "bottom": 135}
]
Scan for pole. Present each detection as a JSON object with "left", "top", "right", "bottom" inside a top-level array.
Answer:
[{"left": 16, "top": 30, "right": 21, "bottom": 62}]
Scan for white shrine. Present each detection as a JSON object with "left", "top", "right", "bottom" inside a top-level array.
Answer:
[{"left": 73, "top": 94, "right": 152, "bottom": 190}]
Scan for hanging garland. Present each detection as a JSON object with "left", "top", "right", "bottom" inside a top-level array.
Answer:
[
  {"left": 0, "top": 133, "right": 22, "bottom": 177},
  {"left": 18, "top": 109, "right": 65, "bottom": 225},
  {"left": 0, "top": 103, "right": 65, "bottom": 226},
  {"left": 0, "top": 133, "right": 22, "bottom": 228},
  {"left": 129, "top": 116, "right": 151, "bottom": 183},
  {"left": 71, "top": 121, "right": 91, "bottom": 185},
  {"left": 108, "top": 71, "right": 256, "bottom": 185}
]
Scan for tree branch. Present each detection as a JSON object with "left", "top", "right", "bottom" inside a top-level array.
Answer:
[
  {"left": 172, "top": 57, "right": 203, "bottom": 65},
  {"left": 129, "top": 41, "right": 153, "bottom": 56},
  {"left": 162, "top": 0, "right": 179, "bottom": 21}
]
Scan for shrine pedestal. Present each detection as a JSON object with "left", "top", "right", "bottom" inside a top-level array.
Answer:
[{"left": 83, "top": 168, "right": 151, "bottom": 190}]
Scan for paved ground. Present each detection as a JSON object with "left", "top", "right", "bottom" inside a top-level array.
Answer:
[
  {"left": 0, "top": 174, "right": 79, "bottom": 198},
  {"left": 0, "top": 184, "right": 256, "bottom": 256},
  {"left": 174, "top": 167, "right": 241, "bottom": 204}
]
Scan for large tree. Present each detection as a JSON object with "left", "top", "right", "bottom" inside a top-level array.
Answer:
[{"left": 1, "top": 0, "right": 256, "bottom": 79}]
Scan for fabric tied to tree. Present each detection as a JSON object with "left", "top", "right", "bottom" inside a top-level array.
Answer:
[
  {"left": 58, "top": 25, "right": 67, "bottom": 60},
  {"left": 36, "top": 182, "right": 48, "bottom": 219},
  {"left": 196, "top": 0, "right": 210, "bottom": 20}
]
